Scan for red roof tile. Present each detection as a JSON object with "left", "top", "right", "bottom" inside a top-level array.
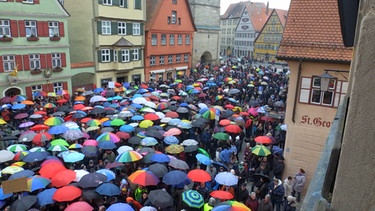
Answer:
[
  {"left": 246, "top": 3, "right": 270, "bottom": 33},
  {"left": 277, "top": 0, "right": 352, "bottom": 62}
]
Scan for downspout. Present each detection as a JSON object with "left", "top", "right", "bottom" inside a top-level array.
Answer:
[{"left": 292, "top": 59, "right": 303, "bottom": 123}]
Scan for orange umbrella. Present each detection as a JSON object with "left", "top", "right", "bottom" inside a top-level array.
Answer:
[
  {"left": 187, "top": 169, "right": 211, "bottom": 183},
  {"left": 21, "top": 100, "right": 34, "bottom": 105},
  {"left": 53, "top": 186, "right": 82, "bottom": 202},
  {"left": 225, "top": 124, "right": 242, "bottom": 134},
  {"left": 75, "top": 96, "right": 86, "bottom": 101},
  {"left": 51, "top": 169, "right": 76, "bottom": 187}
]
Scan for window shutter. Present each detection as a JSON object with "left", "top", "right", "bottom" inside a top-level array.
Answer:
[
  {"left": 25, "top": 86, "right": 32, "bottom": 100},
  {"left": 97, "top": 50, "right": 102, "bottom": 63},
  {"left": 98, "top": 0, "right": 103, "bottom": 4},
  {"left": 126, "top": 23, "right": 133, "bottom": 35},
  {"left": 62, "top": 81, "right": 68, "bottom": 90},
  {"left": 43, "top": 22, "right": 49, "bottom": 37},
  {"left": 113, "top": 0, "right": 119, "bottom": 6},
  {"left": 10, "top": 20, "right": 18, "bottom": 37},
  {"left": 0, "top": 56, "right": 3, "bottom": 73},
  {"left": 46, "top": 54, "right": 52, "bottom": 68},
  {"left": 140, "top": 23, "right": 144, "bottom": 35},
  {"left": 129, "top": 50, "right": 133, "bottom": 61},
  {"left": 61, "top": 53, "right": 66, "bottom": 67},
  {"left": 110, "top": 50, "right": 114, "bottom": 62},
  {"left": 139, "top": 49, "right": 142, "bottom": 61},
  {"left": 37, "top": 21, "right": 44, "bottom": 37},
  {"left": 59, "top": 22, "right": 65, "bottom": 37},
  {"left": 124, "top": 0, "right": 128, "bottom": 7},
  {"left": 34, "top": 0, "right": 40, "bottom": 4},
  {"left": 23, "top": 55, "right": 30, "bottom": 71},
  {"left": 119, "top": 50, "right": 123, "bottom": 62},
  {"left": 111, "top": 22, "right": 117, "bottom": 35},
  {"left": 97, "top": 21, "right": 102, "bottom": 34},
  {"left": 40, "top": 54, "right": 46, "bottom": 69},
  {"left": 19, "top": 20, "right": 26, "bottom": 37},
  {"left": 48, "top": 83, "right": 53, "bottom": 92},
  {"left": 135, "top": 0, "right": 141, "bottom": 9},
  {"left": 15, "top": 55, "right": 23, "bottom": 70},
  {"left": 16, "top": 0, "right": 22, "bottom": 2}
]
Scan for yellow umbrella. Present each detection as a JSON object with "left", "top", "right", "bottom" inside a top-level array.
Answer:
[
  {"left": 12, "top": 162, "right": 26, "bottom": 167},
  {"left": 0, "top": 119, "right": 6, "bottom": 125},
  {"left": 47, "top": 92, "right": 57, "bottom": 97},
  {"left": 139, "top": 120, "right": 154, "bottom": 129},
  {"left": 99, "top": 117, "right": 110, "bottom": 123},
  {"left": 2, "top": 166, "right": 24, "bottom": 175}
]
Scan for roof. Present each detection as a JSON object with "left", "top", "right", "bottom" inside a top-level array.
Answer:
[
  {"left": 275, "top": 9, "right": 288, "bottom": 27},
  {"left": 246, "top": 2, "right": 270, "bottom": 32},
  {"left": 113, "top": 37, "right": 134, "bottom": 47},
  {"left": 221, "top": 1, "right": 251, "bottom": 19},
  {"left": 277, "top": 0, "right": 353, "bottom": 62}
]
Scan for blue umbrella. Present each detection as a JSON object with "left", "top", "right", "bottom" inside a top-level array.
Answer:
[
  {"left": 96, "top": 169, "right": 116, "bottom": 182},
  {"left": 109, "top": 103, "right": 120, "bottom": 108},
  {"left": 23, "top": 151, "right": 49, "bottom": 162},
  {"left": 131, "top": 115, "right": 144, "bottom": 121},
  {"left": 136, "top": 88, "right": 148, "bottom": 94},
  {"left": 163, "top": 136, "right": 179, "bottom": 145},
  {"left": 119, "top": 125, "right": 135, "bottom": 133},
  {"left": 63, "top": 152, "right": 85, "bottom": 163},
  {"left": 94, "top": 87, "right": 104, "bottom": 93},
  {"left": 48, "top": 125, "right": 69, "bottom": 135},
  {"left": 141, "top": 137, "right": 158, "bottom": 146},
  {"left": 37, "top": 188, "right": 56, "bottom": 206},
  {"left": 163, "top": 170, "right": 187, "bottom": 185},
  {"left": 103, "top": 102, "right": 110, "bottom": 107},
  {"left": 107, "top": 97, "right": 114, "bottom": 101},
  {"left": 107, "top": 203, "right": 134, "bottom": 211},
  {"left": 195, "top": 154, "right": 211, "bottom": 166},
  {"left": 82, "top": 146, "right": 98, "bottom": 157},
  {"left": 168, "top": 118, "right": 181, "bottom": 126},
  {"left": 72, "top": 111, "right": 87, "bottom": 118},
  {"left": 180, "top": 103, "right": 188, "bottom": 107},
  {"left": 112, "top": 96, "right": 122, "bottom": 100},
  {"left": 123, "top": 82, "right": 130, "bottom": 88},
  {"left": 0, "top": 188, "right": 13, "bottom": 200},
  {"left": 95, "top": 183, "right": 121, "bottom": 196},
  {"left": 11, "top": 104, "right": 26, "bottom": 110},
  {"left": 130, "top": 103, "right": 142, "bottom": 109},
  {"left": 151, "top": 153, "right": 170, "bottom": 163},
  {"left": 131, "top": 94, "right": 143, "bottom": 99},
  {"left": 199, "top": 107, "right": 209, "bottom": 115},
  {"left": 186, "top": 85, "right": 194, "bottom": 90},
  {"left": 9, "top": 170, "right": 35, "bottom": 180},
  {"left": 99, "top": 141, "right": 117, "bottom": 150},
  {"left": 102, "top": 120, "right": 112, "bottom": 127}
]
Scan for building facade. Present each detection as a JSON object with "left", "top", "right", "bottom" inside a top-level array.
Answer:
[
  {"left": 188, "top": 0, "right": 220, "bottom": 66},
  {"left": 144, "top": 0, "right": 195, "bottom": 82},
  {"left": 277, "top": 0, "right": 352, "bottom": 196},
  {"left": 220, "top": 1, "right": 250, "bottom": 57},
  {"left": 64, "top": 0, "right": 145, "bottom": 88},
  {"left": 233, "top": 2, "right": 269, "bottom": 58},
  {"left": 254, "top": 9, "right": 287, "bottom": 61},
  {"left": 0, "top": 0, "right": 71, "bottom": 99}
]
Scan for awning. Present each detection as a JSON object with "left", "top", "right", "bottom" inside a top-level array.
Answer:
[
  {"left": 175, "top": 66, "right": 188, "bottom": 71},
  {"left": 150, "top": 69, "right": 165, "bottom": 74}
]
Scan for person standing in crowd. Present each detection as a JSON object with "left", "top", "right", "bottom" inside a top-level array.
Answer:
[
  {"left": 292, "top": 168, "right": 306, "bottom": 203},
  {"left": 236, "top": 183, "right": 249, "bottom": 204},
  {"left": 258, "top": 194, "right": 273, "bottom": 211},
  {"left": 246, "top": 192, "right": 259, "bottom": 211},
  {"left": 268, "top": 178, "right": 285, "bottom": 211}
]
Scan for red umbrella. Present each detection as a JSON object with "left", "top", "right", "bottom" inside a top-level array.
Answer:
[
  {"left": 225, "top": 124, "right": 242, "bottom": 134},
  {"left": 224, "top": 104, "right": 234, "bottom": 109},
  {"left": 149, "top": 95, "right": 159, "bottom": 101},
  {"left": 172, "top": 96, "right": 181, "bottom": 101},
  {"left": 39, "top": 162, "right": 66, "bottom": 179},
  {"left": 165, "top": 111, "right": 179, "bottom": 118},
  {"left": 144, "top": 113, "right": 159, "bottom": 121},
  {"left": 30, "top": 124, "right": 49, "bottom": 131},
  {"left": 165, "top": 128, "right": 181, "bottom": 136},
  {"left": 187, "top": 169, "right": 211, "bottom": 183},
  {"left": 198, "top": 93, "right": 207, "bottom": 98},
  {"left": 32, "top": 132, "right": 52, "bottom": 146},
  {"left": 128, "top": 170, "right": 160, "bottom": 186},
  {"left": 254, "top": 136, "right": 273, "bottom": 145},
  {"left": 57, "top": 99, "right": 68, "bottom": 104},
  {"left": 81, "top": 117, "right": 92, "bottom": 123},
  {"left": 219, "top": 119, "right": 231, "bottom": 126},
  {"left": 53, "top": 186, "right": 82, "bottom": 202},
  {"left": 51, "top": 169, "right": 76, "bottom": 187},
  {"left": 34, "top": 111, "right": 47, "bottom": 115},
  {"left": 115, "top": 131, "right": 130, "bottom": 139},
  {"left": 73, "top": 104, "right": 85, "bottom": 110},
  {"left": 210, "top": 190, "right": 234, "bottom": 200},
  {"left": 140, "top": 83, "right": 149, "bottom": 89},
  {"left": 261, "top": 116, "right": 276, "bottom": 122}
]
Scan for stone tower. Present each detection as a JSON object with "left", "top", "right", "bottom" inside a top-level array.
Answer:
[{"left": 188, "top": 0, "right": 221, "bottom": 67}]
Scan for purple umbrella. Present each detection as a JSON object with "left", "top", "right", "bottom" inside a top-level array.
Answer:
[
  {"left": 14, "top": 113, "right": 29, "bottom": 120},
  {"left": 62, "top": 130, "right": 84, "bottom": 140},
  {"left": 19, "top": 122, "right": 35, "bottom": 128}
]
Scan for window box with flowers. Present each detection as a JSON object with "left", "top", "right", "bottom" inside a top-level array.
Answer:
[
  {"left": 50, "top": 34, "right": 61, "bottom": 41},
  {"left": 0, "top": 35, "right": 13, "bottom": 42},
  {"left": 27, "top": 34, "right": 39, "bottom": 41},
  {"left": 30, "top": 69, "right": 42, "bottom": 75},
  {"left": 53, "top": 67, "right": 63, "bottom": 72}
]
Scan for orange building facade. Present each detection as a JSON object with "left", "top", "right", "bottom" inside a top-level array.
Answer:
[{"left": 144, "top": 0, "right": 196, "bottom": 82}]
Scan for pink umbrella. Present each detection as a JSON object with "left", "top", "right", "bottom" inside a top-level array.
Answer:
[
  {"left": 83, "top": 139, "right": 98, "bottom": 147},
  {"left": 248, "top": 107, "right": 258, "bottom": 117},
  {"left": 65, "top": 201, "right": 93, "bottom": 211}
]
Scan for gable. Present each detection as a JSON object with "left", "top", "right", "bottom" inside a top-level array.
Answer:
[{"left": 235, "top": 7, "right": 255, "bottom": 32}]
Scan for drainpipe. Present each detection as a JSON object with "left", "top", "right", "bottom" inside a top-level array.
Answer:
[{"left": 292, "top": 59, "right": 303, "bottom": 123}]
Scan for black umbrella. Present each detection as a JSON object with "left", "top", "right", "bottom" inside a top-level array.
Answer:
[
  {"left": 2, "top": 135, "right": 18, "bottom": 141},
  {"left": 137, "top": 147, "right": 155, "bottom": 154},
  {"left": 191, "top": 120, "right": 205, "bottom": 128},
  {"left": 148, "top": 163, "right": 168, "bottom": 178},
  {"left": 89, "top": 107, "right": 105, "bottom": 115},
  {"left": 52, "top": 111, "right": 65, "bottom": 117},
  {"left": 148, "top": 189, "right": 173, "bottom": 208},
  {"left": 82, "top": 146, "right": 98, "bottom": 157},
  {"left": 101, "top": 127, "right": 115, "bottom": 133},
  {"left": 169, "top": 105, "right": 178, "bottom": 111},
  {"left": 105, "top": 90, "right": 115, "bottom": 97},
  {"left": 176, "top": 107, "right": 189, "bottom": 114},
  {"left": 128, "top": 136, "right": 141, "bottom": 145},
  {"left": 142, "top": 152, "right": 155, "bottom": 164},
  {"left": 184, "top": 145, "right": 198, "bottom": 153},
  {"left": 105, "top": 109, "right": 116, "bottom": 115},
  {"left": 23, "top": 151, "right": 50, "bottom": 163},
  {"left": 146, "top": 130, "right": 163, "bottom": 140},
  {"left": 78, "top": 172, "right": 107, "bottom": 188},
  {"left": 228, "top": 88, "right": 240, "bottom": 95},
  {"left": 249, "top": 100, "right": 260, "bottom": 107},
  {"left": 10, "top": 195, "right": 37, "bottom": 211},
  {"left": 184, "top": 97, "right": 194, "bottom": 103},
  {"left": 220, "top": 110, "right": 233, "bottom": 119},
  {"left": 72, "top": 112, "right": 87, "bottom": 119},
  {"left": 252, "top": 173, "right": 271, "bottom": 183},
  {"left": 56, "top": 105, "right": 70, "bottom": 112}
]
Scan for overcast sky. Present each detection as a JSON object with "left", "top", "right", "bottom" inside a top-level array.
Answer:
[{"left": 220, "top": 0, "right": 291, "bottom": 15}]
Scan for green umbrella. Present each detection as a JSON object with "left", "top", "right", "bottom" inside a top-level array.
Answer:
[
  {"left": 50, "top": 139, "right": 69, "bottom": 147},
  {"left": 213, "top": 132, "right": 229, "bottom": 141},
  {"left": 110, "top": 118, "right": 126, "bottom": 127},
  {"left": 251, "top": 145, "right": 271, "bottom": 157},
  {"left": 197, "top": 148, "right": 210, "bottom": 158},
  {"left": 48, "top": 145, "right": 68, "bottom": 152}
]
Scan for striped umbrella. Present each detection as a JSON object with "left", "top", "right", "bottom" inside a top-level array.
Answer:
[
  {"left": 212, "top": 200, "right": 250, "bottom": 211},
  {"left": 48, "top": 145, "right": 69, "bottom": 152},
  {"left": 7, "top": 144, "right": 27, "bottom": 152},
  {"left": 28, "top": 176, "right": 51, "bottom": 192},
  {"left": 165, "top": 144, "right": 184, "bottom": 154},
  {"left": 182, "top": 190, "right": 204, "bottom": 208},
  {"left": 2, "top": 166, "right": 24, "bottom": 174},
  {"left": 44, "top": 103, "right": 57, "bottom": 109},
  {"left": 44, "top": 117, "right": 64, "bottom": 126},
  {"left": 128, "top": 170, "right": 159, "bottom": 186},
  {"left": 86, "top": 119, "right": 101, "bottom": 127},
  {"left": 13, "top": 151, "right": 30, "bottom": 161},
  {"left": 96, "top": 132, "right": 120, "bottom": 143},
  {"left": 251, "top": 145, "right": 271, "bottom": 157},
  {"left": 116, "top": 150, "right": 143, "bottom": 163}
]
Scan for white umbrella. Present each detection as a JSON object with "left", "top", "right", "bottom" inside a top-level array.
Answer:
[
  {"left": 181, "top": 139, "right": 198, "bottom": 146},
  {"left": 198, "top": 103, "right": 207, "bottom": 109},
  {"left": 0, "top": 150, "right": 15, "bottom": 163},
  {"left": 141, "top": 108, "right": 156, "bottom": 113},
  {"left": 63, "top": 121, "right": 80, "bottom": 130},
  {"left": 155, "top": 112, "right": 165, "bottom": 119},
  {"left": 280, "top": 124, "right": 287, "bottom": 131},
  {"left": 132, "top": 97, "right": 147, "bottom": 104},
  {"left": 90, "top": 95, "right": 106, "bottom": 103},
  {"left": 144, "top": 101, "right": 156, "bottom": 109},
  {"left": 160, "top": 117, "right": 172, "bottom": 123},
  {"left": 74, "top": 169, "right": 89, "bottom": 182},
  {"left": 129, "top": 123, "right": 139, "bottom": 127},
  {"left": 117, "top": 146, "right": 134, "bottom": 155},
  {"left": 215, "top": 172, "right": 238, "bottom": 186},
  {"left": 119, "top": 111, "right": 133, "bottom": 118}
]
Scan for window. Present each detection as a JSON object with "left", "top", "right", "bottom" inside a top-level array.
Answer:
[
  {"left": 184, "top": 54, "right": 188, "bottom": 62},
  {"left": 29, "top": 54, "right": 40, "bottom": 70},
  {"left": 32, "top": 85, "right": 42, "bottom": 98},
  {"left": 121, "top": 49, "right": 130, "bottom": 62},
  {"left": 53, "top": 82, "right": 63, "bottom": 93},
  {"left": 23, "top": 0, "right": 33, "bottom": 3},
  {"left": 118, "top": 22, "right": 126, "bottom": 35},
  {"left": 51, "top": 53, "right": 61, "bottom": 68},
  {"left": 48, "top": 21, "right": 59, "bottom": 37},
  {"left": 171, "top": 11, "right": 177, "bottom": 24},
  {"left": 176, "top": 54, "right": 181, "bottom": 63},
  {"left": 172, "top": 0, "right": 177, "bottom": 4},
  {"left": 167, "top": 17, "right": 171, "bottom": 24},
  {"left": 185, "top": 34, "right": 190, "bottom": 45},
  {"left": 101, "top": 49, "right": 110, "bottom": 62},
  {"left": 25, "top": 20, "right": 37, "bottom": 37},
  {"left": 119, "top": 0, "right": 127, "bottom": 7},
  {"left": 132, "top": 49, "right": 139, "bottom": 60},
  {"left": 0, "top": 20, "right": 10, "bottom": 37},
  {"left": 161, "top": 34, "right": 166, "bottom": 46},
  {"left": 113, "top": 50, "right": 118, "bottom": 62},
  {"left": 103, "top": 0, "right": 112, "bottom": 5},
  {"left": 134, "top": 0, "right": 141, "bottom": 9},
  {"left": 177, "top": 34, "right": 182, "bottom": 45},
  {"left": 150, "top": 56, "right": 156, "bottom": 66},
  {"left": 178, "top": 18, "right": 181, "bottom": 25},
  {"left": 2, "top": 55, "right": 15, "bottom": 73},
  {"left": 159, "top": 56, "right": 165, "bottom": 65},
  {"left": 169, "top": 34, "right": 175, "bottom": 45},
  {"left": 132, "top": 22, "right": 140, "bottom": 35},
  {"left": 168, "top": 55, "right": 173, "bottom": 64},
  {"left": 151, "top": 34, "right": 157, "bottom": 46},
  {"left": 101, "top": 21, "right": 111, "bottom": 35}
]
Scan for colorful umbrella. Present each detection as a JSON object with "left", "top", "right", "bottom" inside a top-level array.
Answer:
[
  {"left": 7, "top": 144, "right": 27, "bottom": 152},
  {"left": 210, "top": 190, "right": 234, "bottom": 200},
  {"left": 86, "top": 119, "right": 101, "bottom": 127},
  {"left": 251, "top": 145, "right": 271, "bottom": 156},
  {"left": 197, "top": 148, "right": 210, "bottom": 158},
  {"left": 27, "top": 175, "right": 51, "bottom": 192},
  {"left": 128, "top": 170, "right": 159, "bottom": 186},
  {"left": 68, "top": 143, "right": 83, "bottom": 149},
  {"left": 116, "top": 150, "right": 143, "bottom": 163},
  {"left": 13, "top": 151, "right": 30, "bottom": 161},
  {"left": 96, "top": 132, "right": 120, "bottom": 143},
  {"left": 44, "top": 103, "right": 57, "bottom": 109},
  {"left": 182, "top": 190, "right": 204, "bottom": 208},
  {"left": 212, "top": 200, "right": 250, "bottom": 211},
  {"left": 48, "top": 145, "right": 68, "bottom": 152},
  {"left": 2, "top": 166, "right": 24, "bottom": 174},
  {"left": 165, "top": 144, "right": 184, "bottom": 154},
  {"left": 53, "top": 186, "right": 82, "bottom": 202},
  {"left": 187, "top": 169, "right": 212, "bottom": 183}
]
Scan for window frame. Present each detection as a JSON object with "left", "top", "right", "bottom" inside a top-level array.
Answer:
[
  {"left": 48, "top": 21, "right": 59, "bottom": 37},
  {"left": 119, "top": 0, "right": 127, "bottom": 7},
  {"left": 51, "top": 53, "right": 61, "bottom": 68},
  {"left": 101, "top": 49, "right": 111, "bottom": 63},
  {"left": 113, "top": 50, "right": 118, "bottom": 62},
  {"left": 103, "top": 0, "right": 112, "bottom": 5},
  {"left": 177, "top": 34, "right": 182, "bottom": 45},
  {"left": 2, "top": 55, "right": 15, "bottom": 73},
  {"left": 121, "top": 49, "right": 130, "bottom": 62},
  {"left": 118, "top": 22, "right": 126, "bottom": 35},
  {"left": 185, "top": 34, "right": 190, "bottom": 45},
  {"left": 176, "top": 54, "right": 181, "bottom": 63},
  {"left": 31, "top": 85, "right": 43, "bottom": 99},
  {"left": 53, "top": 82, "right": 63, "bottom": 93},
  {"left": 25, "top": 20, "right": 37, "bottom": 37},
  {"left": 150, "top": 56, "right": 156, "bottom": 66},
  {"left": 132, "top": 22, "right": 140, "bottom": 35},
  {"left": 169, "top": 34, "right": 175, "bottom": 46},
  {"left": 132, "top": 49, "right": 139, "bottom": 61},
  {"left": 172, "top": 0, "right": 177, "bottom": 4},
  {"left": 101, "top": 20, "right": 111, "bottom": 35},
  {"left": 151, "top": 34, "right": 157, "bottom": 46},
  {"left": 161, "top": 34, "right": 167, "bottom": 46},
  {"left": 184, "top": 54, "right": 188, "bottom": 62},
  {"left": 29, "top": 54, "right": 40, "bottom": 70},
  {"left": 171, "top": 11, "right": 177, "bottom": 24},
  {"left": 0, "top": 20, "right": 11, "bottom": 37},
  {"left": 159, "top": 55, "right": 165, "bottom": 65},
  {"left": 168, "top": 55, "right": 173, "bottom": 64},
  {"left": 22, "top": 0, "right": 34, "bottom": 3}
]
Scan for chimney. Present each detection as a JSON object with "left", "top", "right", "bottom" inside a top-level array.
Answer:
[{"left": 266, "top": 1, "right": 269, "bottom": 15}]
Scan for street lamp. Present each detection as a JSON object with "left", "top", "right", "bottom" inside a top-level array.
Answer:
[{"left": 319, "top": 71, "right": 334, "bottom": 92}]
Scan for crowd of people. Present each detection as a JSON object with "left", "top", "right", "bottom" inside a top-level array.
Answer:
[{"left": 0, "top": 58, "right": 306, "bottom": 211}]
